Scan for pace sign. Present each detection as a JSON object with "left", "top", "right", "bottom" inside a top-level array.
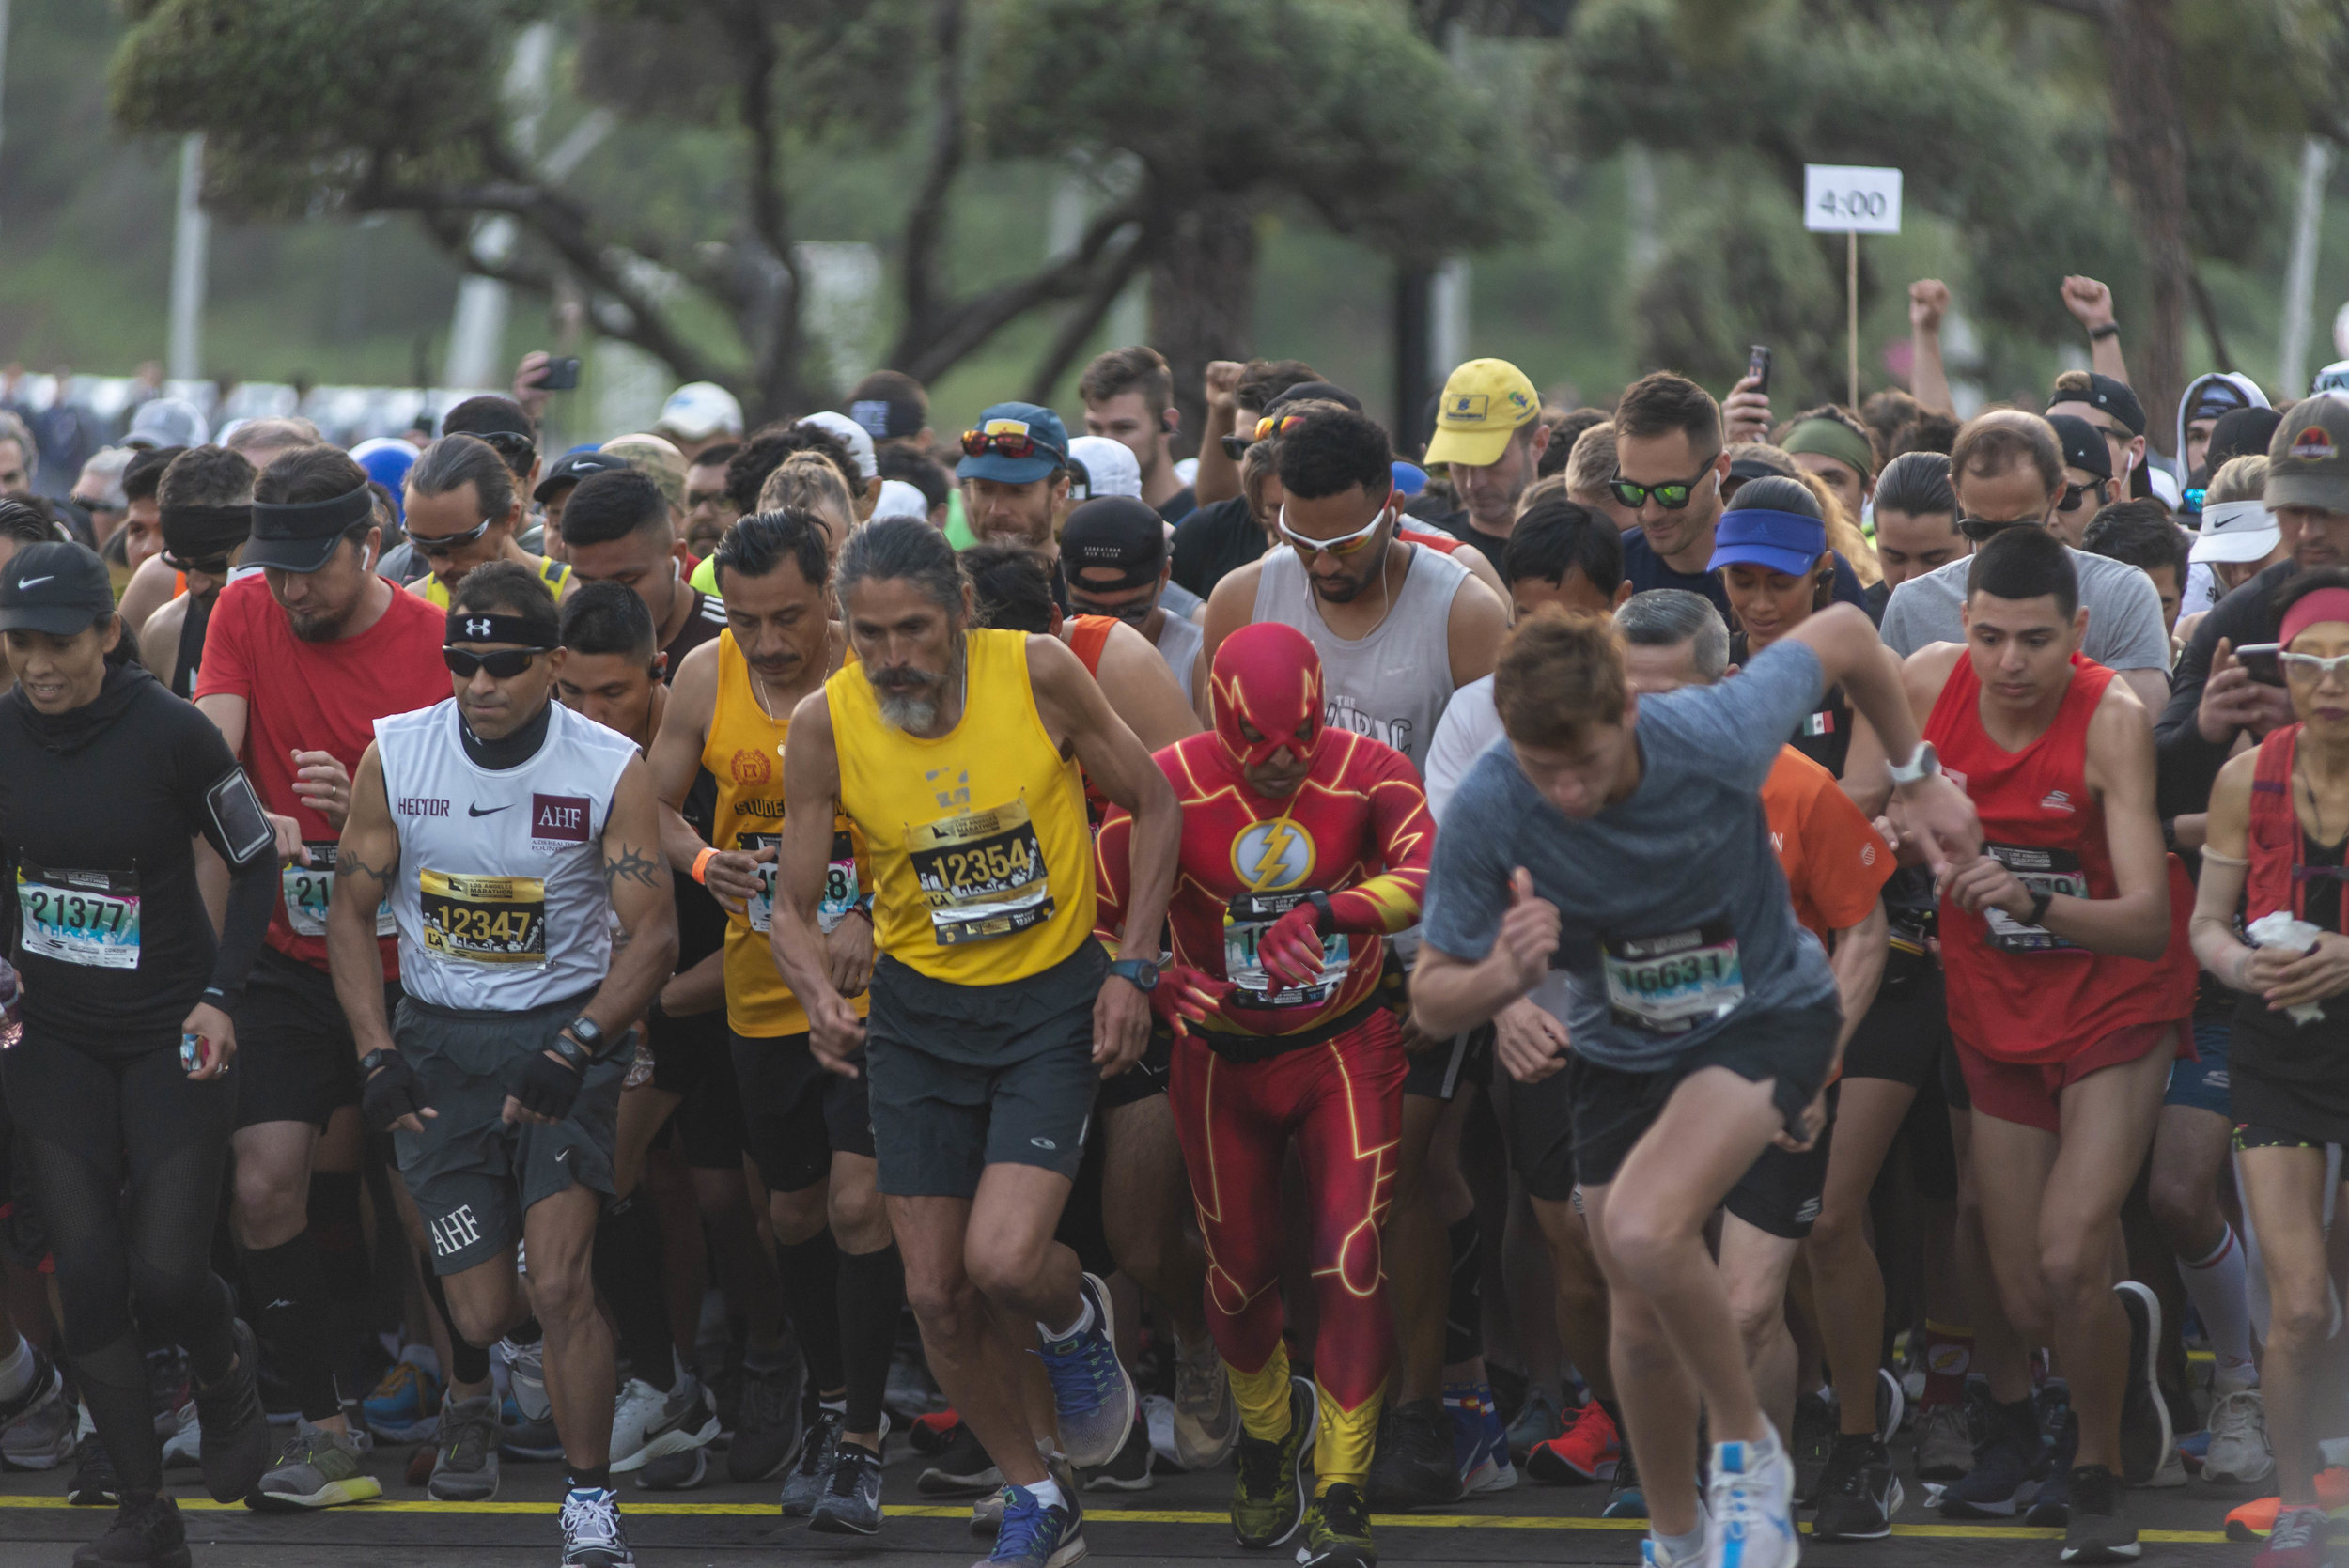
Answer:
[{"left": 1803, "top": 165, "right": 1903, "bottom": 235}]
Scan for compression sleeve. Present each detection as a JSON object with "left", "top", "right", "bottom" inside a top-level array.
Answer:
[
  {"left": 204, "top": 850, "right": 275, "bottom": 1011},
  {"left": 1321, "top": 744, "right": 1435, "bottom": 937}
]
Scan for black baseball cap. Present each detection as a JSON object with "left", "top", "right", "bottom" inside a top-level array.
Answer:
[
  {"left": 2046, "top": 414, "right": 2112, "bottom": 482},
  {"left": 1263, "top": 381, "right": 1363, "bottom": 417},
  {"left": 2049, "top": 372, "right": 2145, "bottom": 439},
  {"left": 0, "top": 542, "right": 115, "bottom": 634},
  {"left": 243, "top": 483, "right": 375, "bottom": 574},
  {"left": 534, "top": 449, "right": 632, "bottom": 504},
  {"left": 1060, "top": 497, "right": 1167, "bottom": 591}
]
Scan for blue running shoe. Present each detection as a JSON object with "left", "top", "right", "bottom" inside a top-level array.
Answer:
[
  {"left": 361, "top": 1357, "right": 441, "bottom": 1445},
  {"left": 976, "top": 1481, "right": 1083, "bottom": 1568},
  {"left": 1038, "top": 1273, "right": 1135, "bottom": 1470},
  {"left": 1939, "top": 1423, "right": 2037, "bottom": 1519}
]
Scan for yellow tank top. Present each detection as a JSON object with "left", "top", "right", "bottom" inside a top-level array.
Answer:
[
  {"left": 417, "top": 554, "right": 571, "bottom": 608},
  {"left": 827, "top": 628, "right": 1094, "bottom": 985},
  {"left": 703, "top": 631, "right": 868, "bottom": 1038}
]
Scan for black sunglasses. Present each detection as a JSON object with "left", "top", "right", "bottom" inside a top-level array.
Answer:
[
  {"left": 1609, "top": 457, "right": 1719, "bottom": 511},
  {"left": 160, "top": 551, "right": 230, "bottom": 575},
  {"left": 1957, "top": 515, "right": 2043, "bottom": 542},
  {"left": 443, "top": 646, "right": 545, "bottom": 679},
  {"left": 410, "top": 518, "right": 494, "bottom": 558},
  {"left": 2058, "top": 479, "right": 2109, "bottom": 512}
]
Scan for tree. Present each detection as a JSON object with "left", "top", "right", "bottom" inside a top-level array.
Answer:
[{"left": 110, "top": 0, "right": 1532, "bottom": 430}]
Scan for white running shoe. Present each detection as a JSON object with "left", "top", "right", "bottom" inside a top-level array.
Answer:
[
  {"left": 1703, "top": 1435, "right": 1799, "bottom": 1568},
  {"left": 160, "top": 1410, "right": 201, "bottom": 1471},
  {"left": 2201, "top": 1390, "right": 2276, "bottom": 1485},
  {"left": 610, "top": 1375, "right": 720, "bottom": 1475},
  {"left": 0, "top": 1369, "right": 72, "bottom": 1471},
  {"left": 496, "top": 1335, "right": 551, "bottom": 1423}
]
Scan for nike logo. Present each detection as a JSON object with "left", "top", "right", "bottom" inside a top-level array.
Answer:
[
  {"left": 467, "top": 803, "right": 511, "bottom": 817},
  {"left": 15, "top": 576, "right": 50, "bottom": 589},
  {"left": 554, "top": 1148, "right": 569, "bottom": 1163},
  {"left": 263, "top": 1299, "right": 292, "bottom": 1311}
]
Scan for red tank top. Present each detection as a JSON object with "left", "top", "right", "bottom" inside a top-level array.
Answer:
[
  {"left": 1926, "top": 651, "right": 2194, "bottom": 1063},
  {"left": 2243, "top": 725, "right": 2349, "bottom": 932}
]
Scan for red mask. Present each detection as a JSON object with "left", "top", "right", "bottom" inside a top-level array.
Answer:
[{"left": 1210, "top": 622, "right": 1324, "bottom": 773}]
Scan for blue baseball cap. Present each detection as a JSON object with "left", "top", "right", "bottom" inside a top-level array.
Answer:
[
  {"left": 1707, "top": 507, "right": 1827, "bottom": 577},
  {"left": 957, "top": 402, "right": 1069, "bottom": 485},
  {"left": 1391, "top": 461, "right": 1428, "bottom": 498}
]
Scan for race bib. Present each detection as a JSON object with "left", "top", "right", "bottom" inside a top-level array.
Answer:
[
  {"left": 17, "top": 864, "right": 139, "bottom": 970},
  {"left": 283, "top": 843, "right": 397, "bottom": 939},
  {"left": 1602, "top": 921, "right": 1744, "bottom": 1033},
  {"left": 1221, "top": 891, "right": 1350, "bottom": 1009},
  {"left": 739, "top": 827, "right": 860, "bottom": 935},
  {"left": 418, "top": 870, "right": 547, "bottom": 966},
  {"left": 906, "top": 799, "right": 1053, "bottom": 946},
  {"left": 1980, "top": 844, "right": 2088, "bottom": 954}
]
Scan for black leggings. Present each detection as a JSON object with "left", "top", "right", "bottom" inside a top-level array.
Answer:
[{"left": 4, "top": 1032, "right": 240, "bottom": 1495}]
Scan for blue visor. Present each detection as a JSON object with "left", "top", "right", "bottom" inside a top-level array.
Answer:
[{"left": 1707, "top": 508, "right": 1828, "bottom": 577}]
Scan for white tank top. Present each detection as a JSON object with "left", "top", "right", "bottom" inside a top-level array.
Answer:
[
  {"left": 375, "top": 698, "right": 637, "bottom": 1012},
  {"left": 1250, "top": 541, "right": 1468, "bottom": 769},
  {"left": 1155, "top": 608, "right": 1204, "bottom": 705}
]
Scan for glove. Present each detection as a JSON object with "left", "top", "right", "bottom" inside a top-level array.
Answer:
[
  {"left": 1256, "top": 902, "right": 1330, "bottom": 989},
  {"left": 499, "top": 1048, "right": 585, "bottom": 1122},
  {"left": 361, "top": 1052, "right": 430, "bottom": 1132},
  {"left": 1153, "top": 963, "right": 1235, "bottom": 1038}
]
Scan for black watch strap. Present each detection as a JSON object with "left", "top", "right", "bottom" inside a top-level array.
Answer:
[
  {"left": 2026, "top": 889, "right": 2055, "bottom": 928},
  {"left": 1307, "top": 891, "right": 1336, "bottom": 931},
  {"left": 360, "top": 1048, "right": 400, "bottom": 1078}
]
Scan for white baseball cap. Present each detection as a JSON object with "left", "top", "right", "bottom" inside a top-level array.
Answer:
[
  {"left": 655, "top": 381, "right": 744, "bottom": 442},
  {"left": 2189, "top": 498, "right": 2282, "bottom": 564},
  {"left": 871, "top": 478, "right": 930, "bottom": 522},
  {"left": 798, "top": 411, "right": 878, "bottom": 481},
  {"left": 1066, "top": 435, "right": 1142, "bottom": 501}
]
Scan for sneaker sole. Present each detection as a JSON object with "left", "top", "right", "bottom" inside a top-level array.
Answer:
[
  {"left": 1237, "top": 1378, "right": 1319, "bottom": 1551},
  {"left": 1046, "top": 1526, "right": 1088, "bottom": 1568},
  {"left": 2202, "top": 1458, "right": 2279, "bottom": 1486},
  {"left": 918, "top": 1466, "right": 1003, "bottom": 1497},
  {"left": 250, "top": 1475, "right": 385, "bottom": 1511},
  {"left": 428, "top": 1472, "right": 499, "bottom": 1502},
  {"left": 806, "top": 1501, "right": 883, "bottom": 1535},
  {"left": 2114, "top": 1281, "right": 2173, "bottom": 1489},
  {"left": 1464, "top": 1458, "right": 1518, "bottom": 1494},
  {"left": 1814, "top": 1476, "right": 1905, "bottom": 1543},
  {"left": 2057, "top": 1538, "right": 2142, "bottom": 1563},
  {"left": 1085, "top": 1469, "right": 1154, "bottom": 1493},
  {"left": 1526, "top": 1447, "right": 1617, "bottom": 1485},
  {"left": 613, "top": 1413, "right": 721, "bottom": 1474}
]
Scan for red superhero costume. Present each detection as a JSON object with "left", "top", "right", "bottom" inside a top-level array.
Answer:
[{"left": 1095, "top": 622, "right": 1434, "bottom": 1494}]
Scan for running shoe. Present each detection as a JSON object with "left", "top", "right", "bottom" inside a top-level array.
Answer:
[
  {"left": 633, "top": 1447, "right": 708, "bottom": 1491},
  {"left": 1172, "top": 1338, "right": 1238, "bottom": 1471},
  {"left": 67, "top": 1432, "right": 117, "bottom": 1507},
  {"left": 1641, "top": 1525, "right": 1704, "bottom": 1568},
  {"left": 160, "top": 1410, "right": 200, "bottom": 1472},
  {"left": 497, "top": 1390, "right": 564, "bottom": 1462},
  {"left": 1085, "top": 1416, "right": 1153, "bottom": 1492},
  {"left": 70, "top": 1491, "right": 188, "bottom": 1568},
  {"left": 250, "top": 1420, "right": 381, "bottom": 1511},
  {"left": 1504, "top": 1386, "right": 1563, "bottom": 1461},
  {"left": 558, "top": 1485, "right": 635, "bottom": 1568},
  {"left": 192, "top": 1319, "right": 271, "bottom": 1503},
  {"left": 910, "top": 1408, "right": 963, "bottom": 1455},
  {"left": 1475, "top": 1390, "right": 1518, "bottom": 1492},
  {"left": 1703, "top": 1436, "right": 1799, "bottom": 1568},
  {"left": 809, "top": 1441, "right": 886, "bottom": 1536},
  {"left": 1, "top": 1354, "right": 72, "bottom": 1471},
  {"left": 1812, "top": 1435, "right": 1903, "bottom": 1542},
  {"left": 978, "top": 1479, "right": 1083, "bottom": 1568},
  {"left": 1232, "top": 1375, "right": 1315, "bottom": 1549},
  {"left": 2058, "top": 1464, "right": 2137, "bottom": 1563},
  {"left": 782, "top": 1405, "right": 845, "bottom": 1516},
  {"left": 1363, "top": 1398, "right": 1464, "bottom": 1509},
  {"left": 496, "top": 1335, "right": 550, "bottom": 1424},
  {"left": 609, "top": 1376, "right": 718, "bottom": 1475},
  {"left": 1877, "top": 1365, "right": 1907, "bottom": 1440},
  {"left": 2113, "top": 1281, "right": 2174, "bottom": 1488},
  {"left": 2028, "top": 1410, "right": 2078, "bottom": 1528},
  {"left": 1296, "top": 1480, "right": 1376, "bottom": 1568},
  {"left": 2230, "top": 1470, "right": 2349, "bottom": 1542},
  {"left": 1939, "top": 1421, "right": 2037, "bottom": 1518},
  {"left": 360, "top": 1357, "right": 442, "bottom": 1444},
  {"left": 921, "top": 1422, "right": 1004, "bottom": 1497},
  {"left": 1527, "top": 1400, "right": 1621, "bottom": 1484},
  {"left": 1791, "top": 1389, "right": 1836, "bottom": 1505},
  {"left": 2204, "top": 1391, "right": 2278, "bottom": 1485},
  {"left": 1038, "top": 1272, "right": 1136, "bottom": 1470},
  {"left": 727, "top": 1356, "right": 805, "bottom": 1483},
  {"left": 427, "top": 1393, "right": 500, "bottom": 1502},
  {"left": 1445, "top": 1385, "right": 1514, "bottom": 1494},
  {"left": 1602, "top": 1439, "right": 1647, "bottom": 1519},
  {"left": 2252, "top": 1505, "right": 2332, "bottom": 1568},
  {"left": 1912, "top": 1403, "right": 1973, "bottom": 1483}
]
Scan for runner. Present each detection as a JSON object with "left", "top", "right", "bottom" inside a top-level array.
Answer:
[
  {"left": 646, "top": 509, "right": 908, "bottom": 1529},
  {"left": 1894, "top": 525, "right": 2196, "bottom": 1562},
  {"left": 1411, "top": 596, "right": 1979, "bottom": 1568},
  {"left": 2187, "top": 566, "right": 2349, "bottom": 1568},
  {"left": 135, "top": 445, "right": 257, "bottom": 695},
  {"left": 1423, "top": 357, "right": 1549, "bottom": 567},
  {"left": 763, "top": 516, "right": 1181, "bottom": 1568},
  {"left": 1078, "top": 347, "right": 1195, "bottom": 523},
  {"left": 1091, "top": 622, "right": 1432, "bottom": 1567},
  {"left": 1056, "top": 497, "right": 1206, "bottom": 703},
  {"left": 188, "top": 444, "right": 452, "bottom": 1512},
  {"left": 403, "top": 434, "right": 573, "bottom": 609},
  {"left": 1867, "top": 453, "right": 1966, "bottom": 617},
  {"left": 0, "top": 541, "right": 279, "bottom": 1566},
  {"left": 328, "top": 561, "right": 677, "bottom": 1568}
]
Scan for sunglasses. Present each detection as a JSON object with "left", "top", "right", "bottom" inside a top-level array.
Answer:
[
  {"left": 960, "top": 428, "right": 1065, "bottom": 463},
  {"left": 1219, "top": 411, "right": 1312, "bottom": 462},
  {"left": 2058, "top": 479, "right": 2110, "bottom": 512},
  {"left": 1957, "top": 515, "right": 2043, "bottom": 542},
  {"left": 409, "top": 518, "right": 495, "bottom": 558},
  {"left": 1609, "top": 458, "right": 1719, "bottom": 510},
  {"left": 475, "top": 429, "right": 538, "bottom": 464},
  {"left": 70, "top": 494, "right": 118, "bottom": 515},
  {"left": 161, "top": 551, "right": 230, "bottom": 575},
  {"left": 2239, "top": 644, "right": 2349, "bottom": 682},
  {"left": 443, "top": 646, "right": 545, "bottom": 679},
  {"left": 1276, "top": 505, "right": 1390, "bottom": 559},
  {"left": 1067, "top": 591, "right": 1158, "bottom": 629}
]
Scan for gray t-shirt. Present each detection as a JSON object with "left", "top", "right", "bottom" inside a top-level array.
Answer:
[
  {"left": 1421, "top": 640, "right": 1838, "bottom": 1072},
  {"left": 1878, "top": 544, "right": 2168, "bottom": 671}
]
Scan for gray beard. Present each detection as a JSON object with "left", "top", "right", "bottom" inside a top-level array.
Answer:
[{"left": 874, "top": 640, "right": 964, "bottom": 733}]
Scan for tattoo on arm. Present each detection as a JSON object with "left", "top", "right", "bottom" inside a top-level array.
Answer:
[
  {"left": 602, "top": 845, "right": 661, "bottom": 891},
  {"left": 337, "top": 848, "right": 398, "bottom": 886}
]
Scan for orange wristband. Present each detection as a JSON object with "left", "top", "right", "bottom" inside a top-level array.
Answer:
[{"left": 692, "top": 847, "right": 717, "bottom": 885}]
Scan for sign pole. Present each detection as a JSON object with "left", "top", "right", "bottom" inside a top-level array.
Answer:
[
  {"left": 1805, "top": 164, "right": 1901, "bottom": 410},
  {"left": 1846, "top": 230, "right": 1859, "bottom": 410}
]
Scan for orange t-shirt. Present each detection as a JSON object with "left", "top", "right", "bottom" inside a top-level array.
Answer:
[{"left": 1759, "top": 746, "right": 1892, "bottom": 942}]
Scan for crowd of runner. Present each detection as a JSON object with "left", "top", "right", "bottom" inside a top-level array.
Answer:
[{"left": 0, "top": 277, "right": 2345, "bottom": 1568}]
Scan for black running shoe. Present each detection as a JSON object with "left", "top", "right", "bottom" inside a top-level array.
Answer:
[
  {"left": 917, "top": 1421, "right": 1002, "bottom": 1497},
  {"left": 807, "top": 1442, "right": 884, "bottom": 1536},
  {"left": 71, "top": 1491, "right": 190, "bottom": 1568},
  {"left": 191, "top": 1320, "right": 270, "bottom": 1503},
  {"left": 68, "top": 1433, "right": 118, "bottom": 1507},
  {"left": 2058, "top": 1465, "right": 2138, "bottom": 1563},
  {"left": 1812, "top": 1436, "right": 1904, "bottom": 1543},
  {"left": 727, "top": 1358, "right": 805, "bottom": 1484},
  {"left": 1363, "top": 1398, "right": 1462, "bottom": 1510}
]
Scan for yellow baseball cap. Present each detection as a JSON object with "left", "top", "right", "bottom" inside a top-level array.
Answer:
[{"left": 1423, "top": 358, "right": 1541, "bottom": 468}]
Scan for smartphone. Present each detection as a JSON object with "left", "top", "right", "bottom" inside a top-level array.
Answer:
[
  {"left": 180, "top": 1032, "right": 207, "bottom": 1073},
  {"left": 1747, "top": 345, "right": 1772, "bottom": 396},
  {"left": 540, "top": 356, "right": 582, "bottom": 393}
]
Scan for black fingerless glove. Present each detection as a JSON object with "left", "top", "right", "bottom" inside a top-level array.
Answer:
[
  {"left": 499, "top": 1048, "right": 585, "bottom": 1122},
  {"left": 361, "top": 1052, "right": 429, "bottom": 1133}
]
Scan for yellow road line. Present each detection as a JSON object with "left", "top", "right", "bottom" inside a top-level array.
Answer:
[{"left": 0, "top": 1494, "right": 2236, "bottom": 1541}]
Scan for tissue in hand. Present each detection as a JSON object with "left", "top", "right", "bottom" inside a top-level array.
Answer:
[{"left": 2244, "top": 912, "right": 2326, "bottom": 1024}]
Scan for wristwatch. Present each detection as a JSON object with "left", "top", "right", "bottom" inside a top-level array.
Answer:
[
  {"left": 552, "top": 1016, "right": 605, "bottom": 1070},
  {"left": 1107, "top": 957, "right": 1159, "bottom": 993},
  {"left": 359, "top": 1048, "right": 400, "bottom": 1079},
  {"left": 1306, "top": 891, "right": 1336, "bottom": 931},
  {"left": 1887, "top": 741, "right": 1940, "bottom": 787}
]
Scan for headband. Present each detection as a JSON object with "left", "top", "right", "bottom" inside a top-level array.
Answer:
[
  {"left": 445, "top": 610, "right": 556, "bottom": 649},
  {"left": 2281, "top": 588, "right": 2349, "bottom": 649},
  {"left": 251, "top": 484, "right": 373, "bottom": 536},
  {"left": 160, "top": 502, "right": 253, "bottom": 563},
  {"left": 1779, "top": 418, "right": 1877, "bottom": 478},
  {"left": 2197, "top": 499, "right": 2273, "bottom": 536}
]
